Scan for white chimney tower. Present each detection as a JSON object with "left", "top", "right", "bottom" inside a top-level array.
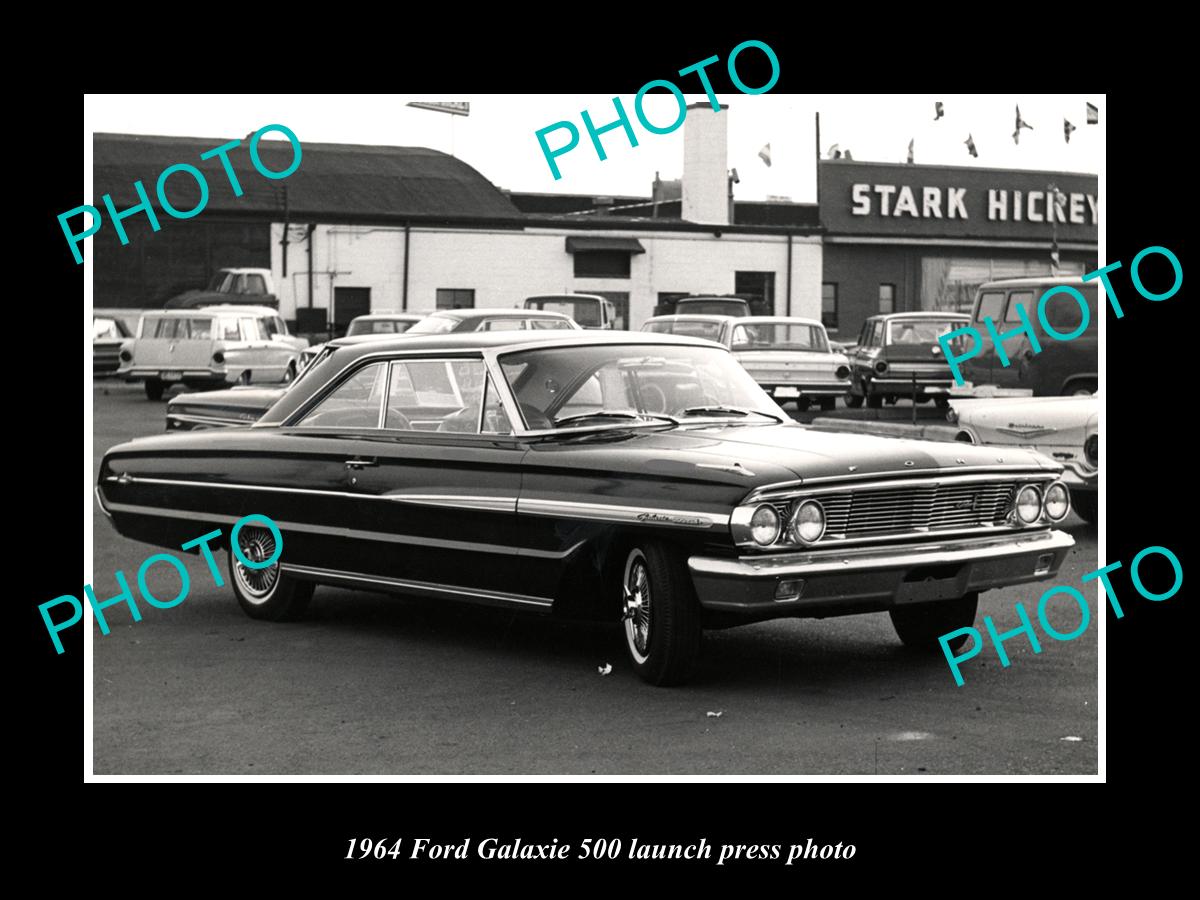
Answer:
[{"left": 682, "top": 102, "right": 729, "bottom": 225}]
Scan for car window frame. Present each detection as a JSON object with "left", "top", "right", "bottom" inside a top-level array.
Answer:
[{"left": 280, "top": 351, "right": 519, "bottom": 442}]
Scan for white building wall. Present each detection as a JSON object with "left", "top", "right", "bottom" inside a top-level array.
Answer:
[{"left": 272, "top": 222, "right": 823, "bottom": 330}]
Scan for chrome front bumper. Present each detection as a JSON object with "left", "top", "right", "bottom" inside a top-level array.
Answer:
[{"left": 689, "top": 529, "right": 1074, "bottom": 615}]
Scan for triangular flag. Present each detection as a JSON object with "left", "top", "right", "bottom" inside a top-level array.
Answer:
[
  {"left": 907, "top": 139, "right": 914, "bottom": 164},
  {"left": 1086, "top": 102, "right": 1099, "bottom": 124},
  {"left": 758, "top": 143, "right": 772, "bottom": 167},
  {"left": 1064, "top": 118, "right": 1077, "bottom": 143},
  {"left": 934, "top": 101, "right": 944, "bottom": 121},
  {"left": 965, "top": 134, "right": 978, "bottom": 158},
  {"left": 827, "top": 143, "right": 840, "bottom": 159},
  {"left": 843, "top": 149, "right": 853, "bottom": 160},
  {"left": 1013, "top": 105, "right": 1034, "bottom": 144}
]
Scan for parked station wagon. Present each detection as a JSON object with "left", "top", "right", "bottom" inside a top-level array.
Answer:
[
  {"left": 406, "top": 308, "right": 581, "bottom": 334},
  {"left": 642, "top": 315, "right": 851, "bottom": 410},
  {"left": 959, "top": 276, "right": 1098, "bottom": 396},
  {"left": 117, "top": 307, "right": 306, "bottom": 400},
  {"left": 846, "top": 312, "right": 971, "bottom": 409},
  {"left": 98, "top": 331, "right": 1074, "bottom": 685}
]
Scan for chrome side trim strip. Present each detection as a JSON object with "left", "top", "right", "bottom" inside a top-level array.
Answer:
[
  {"left": 104, "top": 475, "right": 517, "bottom": 514},
  {"left": 518, "top": 498, "right": 729, "bottom": 529},
  {"left": 165, "top": 414, "right": 251, "bottom": 427},
  {"left": 101, "top": 500, "right": 576, "bottom": 560},
  {"left": 279, "top": 563, "right": 554, "bottom": 610}
]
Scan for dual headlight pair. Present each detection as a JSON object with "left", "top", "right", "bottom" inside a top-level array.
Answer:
[
  {"left": 749, "top": 499, "right": 826, "bottom": 547},
  {"left": 1014, "top": 481, "right": 1071, "bottom": 525}
]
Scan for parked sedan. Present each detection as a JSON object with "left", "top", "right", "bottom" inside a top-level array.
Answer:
[
  {"left": 846, "top": 312, "right": 971, "bottom": 409},
  {"left": 948, "top": 394, "right": 1098, "bottom": 523},
  {"left": 98, "top": 331, "right": 1074, "bottom": 685},
  {"left": 345, "top": 313, "right": 427, "bottom": 336},
  {"left": 93, "top": 312, "right": 135, "bottom": 377},
  {"left": 642, "top": 315, "right": 851, "bottom": 410}
]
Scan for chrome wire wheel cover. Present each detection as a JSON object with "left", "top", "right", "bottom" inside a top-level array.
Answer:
[
  {"left": 232, "top": 525, "right": 280, "bottom": 604},
  {"left": 622, "top": 550, "right": 652, "bottom": 664}
]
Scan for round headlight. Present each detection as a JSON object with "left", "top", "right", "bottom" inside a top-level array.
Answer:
[
  {"left": 1043, "top": 482, "right": 1070, "bottom": 522},
  {"left": 835, "top": 365, "right": 850, "bottom": 380},
  {"left": 750, "top": 504, "right": 781, "bottom": 546},
  {"left": 1084, "top": 434, "right": 1098, "bottom": 468},
  {"left": 1014, "top": 485, "right": 1042, "bottom": 525},
  {"left": 874, "top": 360, "right": 888, "bottom": 374},
  {"left": 790, "top": 500, "right": 826, "bottom": 544}
]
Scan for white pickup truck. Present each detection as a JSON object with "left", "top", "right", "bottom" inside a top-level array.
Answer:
[
  {"left": 117, "top": 306, "right": 306, "bottom": 400},
  {"left": 164, "top": 268, "right": 279, "bottom": 310}
]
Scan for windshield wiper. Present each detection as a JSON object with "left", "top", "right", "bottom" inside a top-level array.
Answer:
[
  {"left": 680, "top": 405, "right": 785, "bottom": 424},
  {"left": 553, "top": 411, "right": 679, "bottom": 428}
]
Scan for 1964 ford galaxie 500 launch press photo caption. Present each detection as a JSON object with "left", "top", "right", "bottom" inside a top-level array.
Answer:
[{"left": 97, "top": 331, "right": 1074, "bottom": 685}]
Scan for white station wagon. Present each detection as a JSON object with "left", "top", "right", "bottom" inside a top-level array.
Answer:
[
  {"left": 642, "top": 315, "right": 851, "bottom": 410},
  {"left": 117, "top": 306, "right": 307, "bottom": 400}
]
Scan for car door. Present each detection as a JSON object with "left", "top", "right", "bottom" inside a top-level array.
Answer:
[
  {"left": 964, "top": 289, "right": 1008, "bottom": 384},
  {"left": 303, "top": 353, "right": 529, "bottom": 602},
  {"left": 238, "top": 315, "right": 282, "bottom": 382}
]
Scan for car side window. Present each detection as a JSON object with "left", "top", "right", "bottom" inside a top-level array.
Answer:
[
  {"left": 260, "top": 317, "right": 277, "bottom": 338},
  {"left": 976, "top": 291, "right": 1006, "bottom": 322},
  {"left": 297, "top": 362, "right": 388, "bottom": 428},
  {"left": 220, "top": 317, "right": 240, "bottom": 340},
  {"left": 384, "top": 358, "right": 511, "bottom": 435},
  {"left": 239, "top": 317, "right": 260, "bottom": 341},
  {"left": 1004, "top": 291, "right": 1035, "bottom": 323},
  {"left": 731, "top": 325, "right": 750, "bottom": 348},
  {"left": 483, "top": 319, "right": 523, "bottom": 331},
  {"left": 245, "top": 274, "right": 267, "bottom": 295}
]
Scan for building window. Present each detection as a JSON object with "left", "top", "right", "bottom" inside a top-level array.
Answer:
[
  {"left": 735, "top": 271, "right": 775, "bottom": 315},
  {"left": 573, "top": 250, "right": 630, "bottom": 278},
  {"left": 879, "top": 283, "right": 896, "bottom": 314},
  {"left": 436, "top": 289, "right": 475, "bottom": 310},
  {"left": 822, "top": 283, "right": 838, "bottom": 330}
]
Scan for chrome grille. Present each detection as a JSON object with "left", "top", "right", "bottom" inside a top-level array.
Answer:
[{"left": 773, "top": 480, "right": 1016, "bottom": 541}]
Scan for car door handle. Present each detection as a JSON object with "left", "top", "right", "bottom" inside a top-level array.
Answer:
[{"left": 345, "top": 458, "right": 378, "bottom": 469}]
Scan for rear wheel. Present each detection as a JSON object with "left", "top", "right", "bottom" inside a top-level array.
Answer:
[
  {"left": 890, "top": 593, "right": 979, "bottom": 653},
  {"left": 238, "top": 370, "right": 253, "bottom": 386},
  {"left": 934, "top": 396, "right": 950, "bottom": 409},
  {"left": 621, "top": 543, "right": 702, "bottom": 686},
  {"left": 144, "top": 378, "right": 164, "bottom": 401},
  {"left": 1073, "top": 492, "right": 1098, "bottom": 524},
  {"left": 1064, "top": 378, "right": 1097, "bottom": 396},
  {"left": 281, "top": 362, "right": 297, "bottom": 384},
  {"left": 228, "top": 523, "right": 312, "bottom": 621}
]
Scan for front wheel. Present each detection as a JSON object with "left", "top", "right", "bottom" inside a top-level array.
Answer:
[
  {"left": 228, "top": 523, "right": 313, "bottom": 621},
  {"left": 621, "top": 543, "right": 702, "bottom": 686},
  {"left": 890, "top": 593, "right": 979, "bottom": 653}
]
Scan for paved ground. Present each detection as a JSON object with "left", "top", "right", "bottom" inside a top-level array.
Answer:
[{"left": 91, "top": 381, "right": 1098, "bottom": 775}]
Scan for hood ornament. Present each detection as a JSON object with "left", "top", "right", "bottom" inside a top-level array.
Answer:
[
  {"left": 904, "top": 460, "right": 915, "bottom": 467},
  {"left": 847, "top": 465, "right": 858, "bottom": 472}
]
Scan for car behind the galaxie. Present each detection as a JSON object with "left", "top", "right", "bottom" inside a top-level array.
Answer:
[
  {"left": 948, "top": 394, "right": 1098, "bottom": 523},
  {"left": 99, "top": 331, "right": 1075, "bottom": 685}
]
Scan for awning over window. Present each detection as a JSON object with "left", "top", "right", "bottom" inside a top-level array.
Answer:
[{"left": 564, "top": 236, "right": 646, "bottom": 254}]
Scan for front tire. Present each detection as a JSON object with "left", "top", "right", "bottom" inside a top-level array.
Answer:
[
  {"left": 228, "top": 523, "right": 312, "bottom": 621},
  {"left": 144, "top": 378, "right": 164, "bottom": 401},
  {"left": 621, "top": 543, "right": 702, "bottom": 686},
  {"left": 890, "top": 593, "right": 979, "bottom": 653}
]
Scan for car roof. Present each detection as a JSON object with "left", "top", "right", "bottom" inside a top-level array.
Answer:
[
  {"left": 326, "top": 329, "right": 718, "bottom": 355},
  {"left": 526, "top": 293, "right": 607, "bottom": 301},
  {"left": 737, "top": 316, "right": 825, "bottom": 328},
  {"left": 867, "top": 311, "right": 971, "bottom": 321},
  {"left": 197, "top": 304, "right": 282, "bottom": 315},
  {"left": 429, "top": 308, "right": 574, "bottom": 320},
  {"left": 217, "top": 267, "right": 271, "bottom": 275},
  {"left": 644, "top": 314, "right": 736, "bottom": 324},
  {"left": 350, "top": 312, "right": 426, "bottom": 321},
  {"left": 978, "top": 275, "right": 1088, "bottom": 289},
  {"left": 676, "top": 296, "right": 749, "bottom": 302}
]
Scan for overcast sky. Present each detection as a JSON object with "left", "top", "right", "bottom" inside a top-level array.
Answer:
[{"left": 87, "top": 94, "right": 1103, "bottom": 203}]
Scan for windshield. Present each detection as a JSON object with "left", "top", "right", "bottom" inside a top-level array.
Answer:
[
  {"left": 526, "top": 298, "right": 598, "bottom": 326},
  {"left": 887, "top": 319, "right": 964, "bottom": 344},
  {"left": 676, "top": 300, "right": 748, "bottom": 316},
  {"left": 207, "top": 271, "right": 235, "bottom": 292},
  {"left": 643, "top": 320, "right": 725, "bottom": 342},
  {"left": 499, "top": 343, "right": 786, "bottom": 430},
  {"left": 406, "top": 314, "right": 460, "bottom": 335},
  {"left": 346, "top": 318, "right": 415, "bottom": 336},
  {"left": 732, "top": 322, "right": 828, "bottom": 352}
]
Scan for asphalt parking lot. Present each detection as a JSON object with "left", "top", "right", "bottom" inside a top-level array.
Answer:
[{"left": 91, "top": 381, "right": 1098, "bottom": 775}]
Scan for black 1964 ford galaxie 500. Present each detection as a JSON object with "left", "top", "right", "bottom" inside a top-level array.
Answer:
[{"left": 96, "top": 331, "right": 1075, "bottom": 685}]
